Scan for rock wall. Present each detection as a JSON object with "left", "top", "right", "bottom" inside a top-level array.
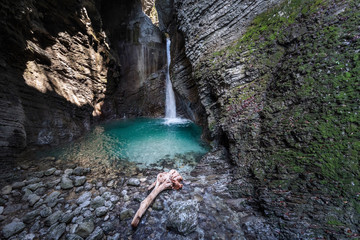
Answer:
[
  {"left": 99, "top": 0, "right": 166, "bottom": 118},
  {"left": 0, "top": 0, "right": 167, "bottom": 160},
  {"left": 169, "top": 0, "right": 359, "bottom": 238},
  {"left": 0, "top": 0, "right": 111, "bottom": 160}
]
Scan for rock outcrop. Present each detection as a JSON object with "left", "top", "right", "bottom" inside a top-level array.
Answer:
[
  {"left": 0, "top": 0, "right": 167, "bottom": 160},
  {"left": 165, "top": 0, "right": 359, "bottom": 238}
]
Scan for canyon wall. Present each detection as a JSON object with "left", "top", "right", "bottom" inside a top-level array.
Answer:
[
  {"left": 0, "top": 0, "right": 167, "bottom": 160},
  {"left": 167, "top": 0, "right": 359, "bottom": 238}
]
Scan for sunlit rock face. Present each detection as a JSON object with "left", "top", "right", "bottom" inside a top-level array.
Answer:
[
  {"left": 0, "top": 0, "right": 112, "bottom": 159},
  {"left": 0, "top": 0, "right": 167, "bottom": 158}
]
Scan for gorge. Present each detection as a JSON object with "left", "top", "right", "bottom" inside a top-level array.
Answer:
[{"left": 0, "top": 0, "right": 359, "bottom": 239}]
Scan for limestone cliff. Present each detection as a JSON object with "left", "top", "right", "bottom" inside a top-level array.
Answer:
[
  {"left": 0, "top": 0, "right": 167, "bottom": 159},
  {"left": 163, "top": 0, "right": 359, "bottom": 238}
]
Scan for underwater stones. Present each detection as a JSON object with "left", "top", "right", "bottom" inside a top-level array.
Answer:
[
  {"left": 166, "top": 200, "right": 199, "bottom": 235},
  {"left": 2, "top": 221, "right": 26, "bottom": 238},
  {"left": 127, "top": 178, "right": 140, "bottom": 187}
]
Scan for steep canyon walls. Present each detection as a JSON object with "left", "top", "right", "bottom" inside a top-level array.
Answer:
[{"left": 0, "top": 0, "right": 167, "bottom": 160}]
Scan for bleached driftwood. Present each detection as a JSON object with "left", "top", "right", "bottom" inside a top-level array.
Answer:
[{"left": 131, "top": 169, "right": 183, "bottom": 227}]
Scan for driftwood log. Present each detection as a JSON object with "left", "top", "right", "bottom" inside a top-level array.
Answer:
[{"left": 131, "top": 169, "right": 183, "bottom": 227}]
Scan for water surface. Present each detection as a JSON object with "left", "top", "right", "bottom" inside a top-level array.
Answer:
[{"left": 39, "top": 118, "right": 209, "bottom": 172}]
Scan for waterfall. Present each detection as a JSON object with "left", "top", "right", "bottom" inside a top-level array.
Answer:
[{"left": 165, "top": 38, "right": 177, "bottom": 119}]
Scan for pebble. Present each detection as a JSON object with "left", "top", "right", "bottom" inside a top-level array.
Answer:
[
  {"left": 28, "top": 182, "right": 44, "bottom": 191},
  {"left": 61, "top": 176, "right": 74, "bottom": 190},
  {"left": 86, "top": 226, "right": 103, "bottom": 240},
  {"left": 102, "top": 192, "right": 111, "bottom": 200},
  {"left": 12, "top": 181, "right": 25, "bottom": 189},
  {"left": 47, "top": 223, "right": 66, "bottom": 240},
  {"left": 95, "top": 207, "right": 108, "bottom": 217},
  {"left": 127, "top": 178, "right": 140, "bottom": 186},
  {"left": 40, "top": 206, "right": 52, "bottom": 218},
  {"left": 2, "top": 221, "right": 26, "bottom": 238},
  {"left": 74, "top": 176, "right": 86, "bottom": 187},
  {"left": 2, "top": 185, "right": 12, "bottom": 195},
  {"left": 45, "top": 191, "right": 61, "bottom": 207},
  {"left": 73, "top": 167, "right": 90, "bottom": 176},
  {"left": 23, "top": 209, "right": 40, "bottom": 224},
  {"left": 74, "top": 220, "right": 94, "bottom": 238},
  {"left": 75, "top": 187, "right": 84, "bottom": 193},
  {"left": 61, "top": 212, "right": 75, "bottom": 224},
  {"left": 44, "top": 210, "right": 63, "bottom": 227},
  {"left": 45, "top": 168, "right": 57, "bottom": 176},
  {"left": 107, "top": 180, "right": 115, "bottom": 188},
  {"left": 84, "top": 183, "right": 93, "bottom": 191},
  {"left": 65, "top": 233, "right": 84, "bottom": 240},
  {"left": 28, "top": 194, "right": 41, "bottom": 207},
  {"left": 64, "top": 169, "right": 74, "bottom": 175},
  {"left": 119, "top": 209, "right": 134, "bottom": 220},
  {"left": 107, "top": 233, "right": 120, "bottom": 240},
  {"left": 54, "top": 170, "right": 62, "bottom": 176},
  {"left": 26, "top": 177, "right": 41, "bottom": 185},
  {"left": 99, "top": 187, "right": 107, "bottom": 195},
  {"left": 91, "top": 196, "right": 105, "bottom": 209}
]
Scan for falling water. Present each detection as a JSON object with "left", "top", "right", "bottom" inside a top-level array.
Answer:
[{"left": 165, "top": 38, "right": 176, "bottom": 119}]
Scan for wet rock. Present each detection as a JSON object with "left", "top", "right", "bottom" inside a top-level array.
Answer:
[
  {"left": 90, "top": 196, "right": 105, "bottom": 209},
  {"left": 167, "top": 200, "right": 199, "bottom": 235},
  {"left": 46, "top": 223, "right": 66, "bottom": 240},
  {"left": 28, "top": 194, "right": 41, "bottom": 207},
  {"left": 44, "top": 210, "right": 63, "bottom": 227},
  {"left": 61, "top": 176, "right": 74, "bottom": 190},
  {"left": 45, "top": 168, "right": 57, "bottom": 176},
  {"left": 95, "top": 207, "right": 107, "bottom": 217},
  {"left": 119, "top": 209, "right": 134, "bottom": 221},
  {"left": 40, "top": 206, "right": 52, "bottom": 218},
  {"left": 74, "top": 177, "right": 86, "bottom": 187},
  {"left": 2, "top": 221, "right": 26, "bottom": 238},
  {"left": 77, "top": 192, "right": 92, "bottom": 205},
  {"left": 23, "top": 209, "right": 40, "bottom": 224},
  {"left": 86, "top": 226, "right": 103, "bottom": 240},
  {"left": 74, "top": 221, "right": 94, "bottom": 238},
  {"left": 2, "top": 185, "right": 12, "bottom": 195},
  {"left": 12, "top": 182, "right": 25, "bottom": 189},
  {"left": 45, "top": 191, "right": 61, "bottom": 207},
  {"left": 127, "top": 178, "right": 140, "bottom": 186},
  {"left": 73, "top": 167, "right": 90, "bottom": 176},
  {"left": 65, "top": 234, "right": 84, "bottom": 240}
]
